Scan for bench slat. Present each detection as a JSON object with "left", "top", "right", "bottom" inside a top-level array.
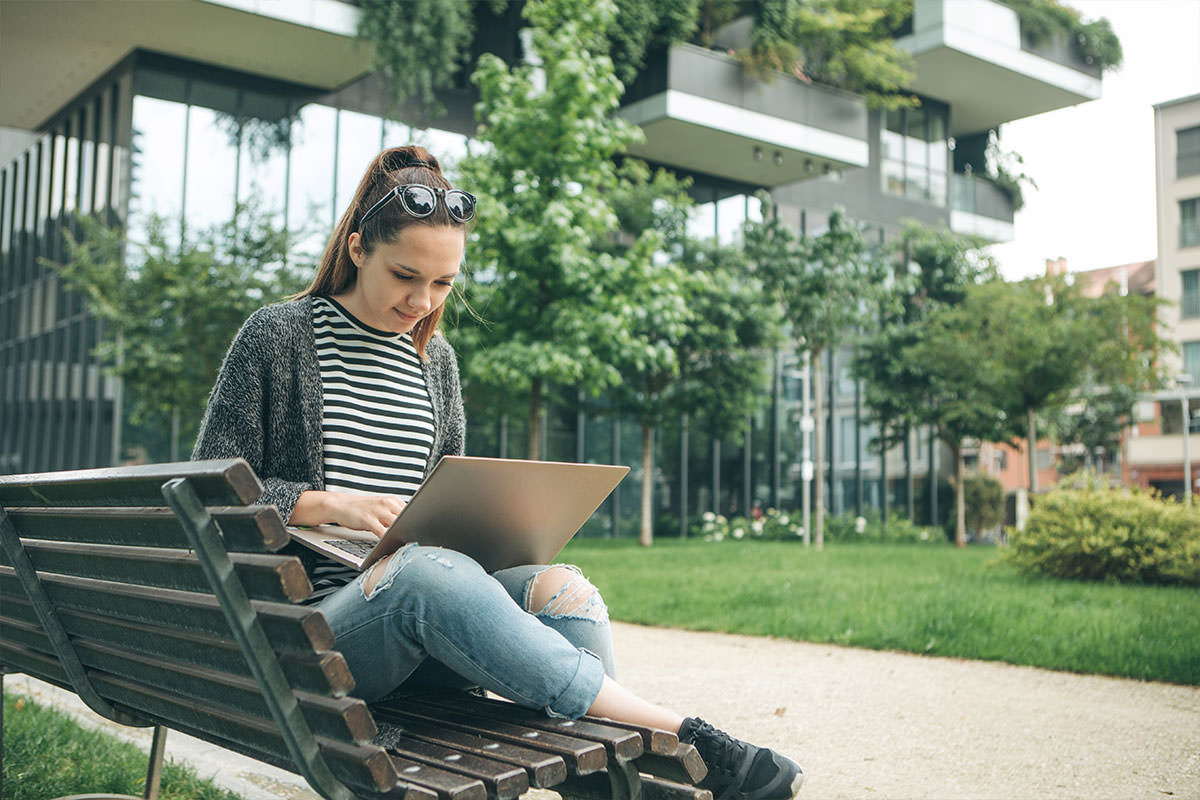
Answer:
[
  {"left": 0, "top": 568, "right": 333, "bottom": 652},
  {"left": 92, "top": 669, "right": 403, "bottom": 794},
  {"left": 0, "top": 603, "right": 354, "bottom": 697},
  {"left": 634, "top": 748, "right": 708, "bottom": 785},
  {"left": 402, "top": 694, "right": 644, "bottom": 762},
  {"left": 373, "top": 712, "right": 568, "bottom": 788},
  {"left": 3, "top": 506, "right": 288, "bottom": 552},
  {"left": 388, "top": 753, "right": 489, "bottom": 800},
  {"left": 386, "top": 736, "right": 530, "bottom": 800},
  {"left": 0, "top": 539, "right": 311, "bottom": 603},
  {"left": 376, "top": 704, "right": 607, "bottom": 776},
  {"left": 0, "top": 459, "right": 261, "bottom": 508},
  {"left": 2, "top": 626, "right": 372, "bottom": 742},
  {"left": 640, "top": 773, "right": 713, "bottom": 800}
]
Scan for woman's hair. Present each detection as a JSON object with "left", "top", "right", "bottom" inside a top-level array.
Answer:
[{"left": 299, "top": 145, "right": 467, "bottom": 357}]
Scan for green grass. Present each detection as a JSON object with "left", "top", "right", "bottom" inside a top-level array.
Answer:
[
  {"left": 560, "top": 539, "right": 1200, "bottom": 685},
  {"left": 2, "top": 691, "right": 244, "bottom": 800}
]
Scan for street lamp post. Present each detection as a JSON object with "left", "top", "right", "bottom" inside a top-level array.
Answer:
[{"left": 1180, "top": 374, "right": 1193, "bottom": 506}]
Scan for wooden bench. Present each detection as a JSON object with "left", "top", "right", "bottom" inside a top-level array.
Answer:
[{"left": 0, "top": 459, "right": 709, "bottom": 800}]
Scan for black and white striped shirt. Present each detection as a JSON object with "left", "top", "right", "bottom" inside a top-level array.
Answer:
[{"left": 309, "top": 295, "right": 435, "bottom": 596}]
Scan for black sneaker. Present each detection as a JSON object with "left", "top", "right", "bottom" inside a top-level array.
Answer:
[{"left": 679, "top": 717, "right": 805, "bottom": 800}]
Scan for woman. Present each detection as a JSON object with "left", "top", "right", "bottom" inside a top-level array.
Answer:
[{"left": 193, "top": 145, "right": 804, "bottom": 800}]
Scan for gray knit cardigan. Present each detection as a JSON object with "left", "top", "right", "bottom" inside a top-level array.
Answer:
[{"left": 192, "top": 295, "right": 466, "bottom": 521}]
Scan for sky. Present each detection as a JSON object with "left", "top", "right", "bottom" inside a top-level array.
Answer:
[{"left": 986, "top": 0, "right": 1200, "bottom": 281}]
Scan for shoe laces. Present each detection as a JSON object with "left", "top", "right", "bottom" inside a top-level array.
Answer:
[{"left": 686, "top": 718, "right": 747, "bottom": 777}]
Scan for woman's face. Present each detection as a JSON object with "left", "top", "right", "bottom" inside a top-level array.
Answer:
[{"left": 340, "top": 225, "right": 464, "bottom": 334}]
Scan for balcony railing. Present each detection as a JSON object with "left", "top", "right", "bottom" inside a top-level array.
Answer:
[{"left": 951, "top": 172, "right": 1015, "bottom": 223}]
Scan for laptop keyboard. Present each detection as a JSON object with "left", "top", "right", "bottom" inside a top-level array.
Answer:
[{"left": 329, "top": 539, "right": 376, "bottom": 558}]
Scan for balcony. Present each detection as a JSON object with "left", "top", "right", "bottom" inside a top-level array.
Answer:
[
  {"left": 619, "top": 44, "right": 869, "bottom": 188},
  {"left": 1, "top": 0, "right": 371, "bottom": 131},
  {"left": 950, "top": 172, "right": 1015, "bottom": 242},
  {"left": 894, "top": 0, "right": 1102, "bottom": 136}
]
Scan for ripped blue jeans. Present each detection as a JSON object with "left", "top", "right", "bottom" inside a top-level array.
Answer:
[{"left": 318, "top": 544, "right": 614, "bottom": 718}]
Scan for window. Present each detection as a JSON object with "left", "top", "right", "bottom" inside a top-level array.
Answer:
[
  {"left": 1182, "top": 198, "right": 1200, "bottom": 249},
  {"left": 1184, "top": 341, "right": 1200, "bottom": 386},
  {"left": 881, "top": 104, "right": 949, "bottom": 205},
  {"left": 1184, "top": 269, "right": 1200, "bottom": 319},
  {"left": 1179, "top": 125, "right": 1200, "bottom": 179}
]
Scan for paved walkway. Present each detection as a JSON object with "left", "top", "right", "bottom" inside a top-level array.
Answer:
[{"left": 7, "top": 622, "right": 1200, "bottom": 800}]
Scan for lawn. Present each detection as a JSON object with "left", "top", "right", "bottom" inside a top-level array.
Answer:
[
  {"left": 559, "top": 538, "right": 1200, "bottom": 685},
  {"left": 2, "top": 691, "right": 243, "bottom": 800}
]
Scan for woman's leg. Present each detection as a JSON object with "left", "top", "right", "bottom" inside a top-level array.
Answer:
[
  {"left": 318, "top": 544, "right": 604, "bottom": 715},
  {"left": 490, "top": 564, "right": 616, "bottom": 676}
]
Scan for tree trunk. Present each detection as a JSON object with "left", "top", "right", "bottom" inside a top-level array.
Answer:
[
  {"left": 813, "top": 350, "right": 825, "bottom": 551},
  {"left": 954, "top": 440, "right": 966, "bottom": 548},
  {"left": 639, "top": 422, "right": 654, "bottom": 547},
  {"left": 1027, "top": 406, "right": 1038, "bottom": 494},
  {"left": 527, "top": 378, "right": 543, "bottom": 460}
]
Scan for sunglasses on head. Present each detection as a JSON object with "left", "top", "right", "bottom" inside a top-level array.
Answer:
[{"left": 357, "top": 184, "right": 477, "bottom": 229}]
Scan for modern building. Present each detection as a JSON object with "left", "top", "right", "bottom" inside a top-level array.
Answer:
[
  {"left": 1, "top": 0, "right": 1109, "bottom": 532},
  {"left": 1122, "top": 92, "right": 1200, "bottom": 497}
]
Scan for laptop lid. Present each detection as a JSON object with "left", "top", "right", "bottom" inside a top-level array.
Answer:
[{"left": 288, "top": 456, "right": 629, "bottom": 573}]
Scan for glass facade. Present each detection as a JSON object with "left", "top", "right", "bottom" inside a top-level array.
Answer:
[
  {"left": 0, "top": 67, "right": 130, "bottom": 473},
  {"left": 881, "top": 103, "right": 949, "bottom": 205},
  {"left": 1, "top": 50, "right": 946, "bottom": 533}
]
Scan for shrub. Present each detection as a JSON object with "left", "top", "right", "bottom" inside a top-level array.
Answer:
[
  {"left": 699, "top": 508, "right": 806, "bottom": 542},
  {"left": 1003, "top": 487, "right": 1200, "bottom": 586},
  {"left": 699, "top": 509, "right": 940, "bottom": 544},
  {"left": 964, "top": 472, "right": 1005, "bottom": 539}
]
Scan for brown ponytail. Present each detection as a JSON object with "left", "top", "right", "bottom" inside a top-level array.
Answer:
[{"left": 298, "top": 145, "right": 467, "bottom": 358}]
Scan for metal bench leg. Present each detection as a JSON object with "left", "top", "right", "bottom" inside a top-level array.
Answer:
[{"left": 144, "top": 725, "right": 167, "bottom": 800}]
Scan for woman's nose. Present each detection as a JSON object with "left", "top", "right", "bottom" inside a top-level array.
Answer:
[{"left": 407, "top": 285, "right": 431, "bottom": 311}]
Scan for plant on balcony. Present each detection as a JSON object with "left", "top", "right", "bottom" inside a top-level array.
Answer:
[
  {"left": 1001, "top": 0, "right": 1123, "bottom": 71},
  {"left": 983, "top": 130, "right": 1036, "bottom": 212},
  {"left": 358, "top": 0, "right": 700, "bottom": 115},
  {"left": 705, "top": 0, "right": 917, "bottom": 108}
]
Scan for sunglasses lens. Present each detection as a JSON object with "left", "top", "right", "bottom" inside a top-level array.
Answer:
[
  {"left": 445, "top": 190, "right": 476, "bottom": 222},
  {"left": 401, "top": 186, "right": 436, "bottom": 217}
]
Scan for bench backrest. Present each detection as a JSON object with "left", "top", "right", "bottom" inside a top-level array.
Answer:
[{"left": 0, "top": 459, "right": 433, "bottom": 800}]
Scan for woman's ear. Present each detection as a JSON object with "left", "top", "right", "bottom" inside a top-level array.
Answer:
[{"left": 347, "top": 231, "right": 365, "bottom": 267}]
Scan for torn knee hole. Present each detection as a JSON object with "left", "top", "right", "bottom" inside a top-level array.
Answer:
[
  {"left": 363, "top": 557, "right": 391, "bottom": 596},
  {"left": 527, "top": 568, "right": 608, "bottom": 622}
]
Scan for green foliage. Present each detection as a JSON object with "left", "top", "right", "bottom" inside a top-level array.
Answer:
[
  {"left": 1002, "top": 0, "right": 1123, "bottom": 71},
  {"left": 356, "top": 0, "right": 498, "bottom": 116},
  {"left": 608, "top": 0, "right": 701, "bottom": 85},
  {"left": 742, "top": 0, "right": 916, "bottom": 108},
  {"left": 42, "top": 206, "right": 308, "bottom": 459},
  {"left": 963, "top": 472, "right": 1005, "bottom": 537},
  {"left": 699, "top": 507, "right": 805, "bottom": 541},
  {"left": 3, "top": 692, "right": 243, "bottom": 800},
  {"left": 456, "top": 0, "right": 689, "bottom": 457},
  {"left": 1004, "top": 488, "right": 1200, "bottom": 586}
]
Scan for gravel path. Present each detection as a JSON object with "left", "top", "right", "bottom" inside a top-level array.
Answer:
[
  {"left": 609, "top": 623, "right": 1200, "bottom": 800},
  {"left": 8, "top": 621, "right": 1199, "bottom": 800}
]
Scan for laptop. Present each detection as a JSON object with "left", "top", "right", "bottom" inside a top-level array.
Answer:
[{"left": 287, "top": 456, "right": 629, "bottom": 573}]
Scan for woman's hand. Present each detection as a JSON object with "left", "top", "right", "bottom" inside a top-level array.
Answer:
[{"left": 290, "top": 490, "right": 406, "bottom": 538}]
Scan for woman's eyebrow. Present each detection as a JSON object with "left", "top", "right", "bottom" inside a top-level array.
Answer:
[{"left": 390, "top": 262, "right": 458, "bottom": 280}]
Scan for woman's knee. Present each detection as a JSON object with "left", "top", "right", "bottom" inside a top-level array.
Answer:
[
  {"left": 361, "top": 545, "right": 482, "bottom": 600},
  {"left": 524, "top": 565, "right": 609, "bottom": 622}
]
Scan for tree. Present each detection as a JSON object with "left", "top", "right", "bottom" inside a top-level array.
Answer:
[
  {"left": 456, "top": 0, "right": 686, "bottom": 461},
  {"left": 895, "top": 285, "right": 1013, "bottom": 546},
  {"left": 745, "top": 203, "right": 889, "bottom": 548},
  {"left": 591, "top": 161, "right": 692, "bottom": 547},
  {"left": 43, "top": 205, "right": 308, "bottom": 461},
  {"left": 854, "top": 222, "right": 997, "bottom": 526}
]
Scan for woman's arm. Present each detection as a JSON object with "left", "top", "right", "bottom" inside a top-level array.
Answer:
[{"left": 192, "top": 308, "right": 314, "bottom": 518}]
